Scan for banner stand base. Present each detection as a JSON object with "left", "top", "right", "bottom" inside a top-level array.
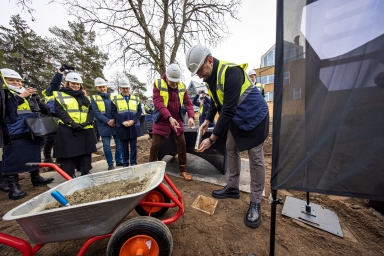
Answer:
[{"left": 282, "top": 196, "right": 343, "bottom": 237}]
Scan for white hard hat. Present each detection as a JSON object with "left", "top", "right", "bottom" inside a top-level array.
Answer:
[
  {"left": 185, "top": 45, "right": 211, "bottom": 75},
  {"left": 148, "top": 97, "right": 153, "bottom": 100},
  {"left": 65, "top": 72, "right": 83, "bottom": 83},
  {"left": 94, "top": 77, "right": 107, "bottom": 87},
  {"left": 166, "top": 63, "right": 182, "bottom": 82},
  {"left": 1, "top": 68, "right": 23, "bottom": 80},
  {"left": 119, "top": 78, "right": 130, "bottom": 88},
  {"left": 248, "top": 69, "right": 256, "bottom": 76}
]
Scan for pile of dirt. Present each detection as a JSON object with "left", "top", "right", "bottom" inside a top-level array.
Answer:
[{"left": 43, "top": 176, "right": 151, "bottom": 210}]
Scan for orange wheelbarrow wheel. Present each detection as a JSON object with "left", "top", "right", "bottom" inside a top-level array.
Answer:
[
  {"left": 107, "top": 217, "right": 173, "bottom": 256},
  {"left": 135, "top": 187, "right": 170, "bottom": 218}
]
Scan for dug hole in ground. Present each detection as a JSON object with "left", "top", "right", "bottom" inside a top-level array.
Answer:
[{"left": 0, "top": 132, "right": 383, "bottom": 256}]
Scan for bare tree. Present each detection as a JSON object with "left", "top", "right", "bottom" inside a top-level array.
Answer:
[
  {"left": 58, "top": 0, "right": 242, "bottom": 77},
  {"left": 13, "top": 0, "right": 37, "bottom": 21},
  {"left": 108, "top": 71, "right": 125, "bottom": 93}
]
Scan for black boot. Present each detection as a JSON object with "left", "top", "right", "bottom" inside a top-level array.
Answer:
[
  {"left": 244, "top": 202, "right": 262, "bottom": 228},
  {"left": 6, "top": 175, "right": 27, "bottom": 200},
  {"left": 212, "top": 185, "right": 240, "bottom": 199},
  {"left": 30, "top": 170, "right": 54, "bottom": 187},
  {"left": 0, "top": 173, "right": 9, "bottom": 192}
]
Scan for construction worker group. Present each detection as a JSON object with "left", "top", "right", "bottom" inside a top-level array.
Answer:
[{"left": 0, "top": 44, "right": 268, "bottom": 229}]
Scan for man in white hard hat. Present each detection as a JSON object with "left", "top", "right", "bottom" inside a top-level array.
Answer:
[
  {"left": 186, "top": 45, "right": 269, "bottom": 228},
  {"left": 144, "top": 96, "right": 154, "bottom": 114},
  {"left": 91, "top": 77, "right": 123, "bottom": 170},
  {"left": 247, "top": 69, "right": 265, "bottom": 97},
  {"left": 148, "top": 63, "right": 195, "bottom": 181},
  {"left": 111, "top": 78, "right": 142, "bottom": 166}
]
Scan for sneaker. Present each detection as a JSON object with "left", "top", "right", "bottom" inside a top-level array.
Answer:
[
  {"left": 116, "top": 163, "right": 123, "bottom": 166},
  {"left": 108, "top": 165, "right": 114, "bottom": 170},
  {"left": 81, "top": 171, "right": 91, "bottom": 176}
]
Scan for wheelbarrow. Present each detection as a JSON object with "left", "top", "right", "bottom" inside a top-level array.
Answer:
[{"left": 0, "top": 161, "right": 184, "bottom": 256}]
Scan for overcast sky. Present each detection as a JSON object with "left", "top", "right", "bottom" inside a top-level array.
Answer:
[{"left": 1, "top": 0, "right": 276, "bottom": 93}]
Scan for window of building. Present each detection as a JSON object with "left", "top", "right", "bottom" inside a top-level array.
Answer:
[
  {"left": 265, "top": 92, "right": 274, "bottom": 102},
  {"left": 293, "top": 88, "right": 301, "bottom": 99},
  {"left": 283, "top": 72, "right": 290, "bottom": 85},
  {"left": 260, "top": 74, "right": 275, "bottom": 84},
  {"left": 261, "top": 48, "right": 276, "bottom": 67}
]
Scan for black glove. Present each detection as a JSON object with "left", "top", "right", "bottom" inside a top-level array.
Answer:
[
  {"left": 70, "top": 122, "right": 82, "bottom": 130},
  {"left": 59, "top": 64, "right": 75, "bottom": 72},
  {"left": 80, "top": 122, "right": 91, "bottom": 127}
]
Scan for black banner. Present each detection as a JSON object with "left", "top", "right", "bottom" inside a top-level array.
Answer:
[{"left": 271, "top": 0, "right": 384, "bottom": 201}]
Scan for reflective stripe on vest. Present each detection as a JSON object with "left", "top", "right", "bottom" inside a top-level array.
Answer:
[
  {"left": 153, "top": 79, "right": 186, "bottom": 107},
  {"left": 53, "top": 91, "right": 92, "bottom": 129},
  {"left": 92, "top": 95, "right": 106, "bottom": 113},
  {"left": 8, "top": 89, "right": 33, "bottom": 114},
  {"left": 207, "top": 61, "right": 254, "bottom": 108},
  {"left": 111, "top": 94, "right": 139, "bottom": 113}
]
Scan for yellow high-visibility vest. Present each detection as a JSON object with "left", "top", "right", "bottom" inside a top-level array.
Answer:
[
  {"left": 153, "top": 79, "right": 186, "bottom": 107},
  {"left": 92, "top": 95, "right": 106, "bottom": 113},
  {"left": 53, "top": 91, "right": 93, "bottom": 129},
  {"left": 111, "top": 94, "right": 140, "bottom": 113},
  {"left": 207, "top": 61, "right": 254, "bottom": 107}
]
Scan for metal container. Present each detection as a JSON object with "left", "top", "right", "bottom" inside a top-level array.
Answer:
[
  {"left": 3, "top": 161, "right": 166, "bottom": 244},
  {"left": 194, "top": 129, "right": 203, "bottom": 151}
]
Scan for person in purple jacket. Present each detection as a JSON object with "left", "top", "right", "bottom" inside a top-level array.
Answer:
[{"left": 148, "top": 63, "right": 195, "bottom": 181}]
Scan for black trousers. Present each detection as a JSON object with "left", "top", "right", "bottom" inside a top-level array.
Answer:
[
  {"left": 43, "top": 135, "right": 55, "bottom": 158},
  {"left": 59, "top": 154, "right": 92, "bottom": 177}
]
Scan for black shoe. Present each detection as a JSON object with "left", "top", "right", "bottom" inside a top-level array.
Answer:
[
  {"left": 30, "top": 171, "right": 54, "bottom": 187},
  {"left": 81, "top": 171, "right": 91, "bottom": 176},
  {"left": 116, "top": 163, "right": 123, "bottom": 166},
  {"left": 6, "top": 175, "right": 27, "bottom": 200},
  {"left": 212, "top": 185, "right": 240, "bottom": 199},
  {"left": 108, "top": 165, "right": 114, "bottom": 170},
  {"left": 244, "top": 202, "right": 262, "bottom": 228}
]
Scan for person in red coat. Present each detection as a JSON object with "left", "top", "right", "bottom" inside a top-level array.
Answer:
[{"left": 148, "top": 63, "right": 195, "bottom": 180}]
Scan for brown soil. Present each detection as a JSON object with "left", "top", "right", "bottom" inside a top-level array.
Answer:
[
  {"left": 0, "top": 133, "right": 383, "bottom": 256},
  {"left": 44, "top": 176, "right": 151, "bottom": 210}
]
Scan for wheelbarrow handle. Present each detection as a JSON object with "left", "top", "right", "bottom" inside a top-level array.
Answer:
[
  {"left": 25, "top": 162, "right": 72, "bottom": 180},
  {"left": 25, "top": 162, "right": 40, "bottom": 167}
]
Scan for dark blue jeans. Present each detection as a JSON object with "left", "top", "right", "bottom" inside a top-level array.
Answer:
[
  {"left": 101, "top": 135, "right": 122, "bottom": 166},
  {"left": 121, "top": 138, "right": 137, "bottom": 166}
]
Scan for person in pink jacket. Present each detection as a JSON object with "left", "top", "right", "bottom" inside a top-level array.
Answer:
[{"left": 148, "top": 63, "right": 195, "bottom": 180}]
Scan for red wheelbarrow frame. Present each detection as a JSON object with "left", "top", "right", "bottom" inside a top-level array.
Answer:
[{"left": 0, "top": 163, "right": 184, "bottom": 256}]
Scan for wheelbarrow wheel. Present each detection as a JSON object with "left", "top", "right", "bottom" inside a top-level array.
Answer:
[
  {"left": 135, "top": 187, "right": 170, "bottom": 218},
  {"left": 107, "top": 216, "right": 173, "bottom": 256}
]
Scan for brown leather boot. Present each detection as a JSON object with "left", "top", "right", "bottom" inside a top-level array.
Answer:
[{"left": 180, "top": 172, "right": 192, "bottom": 181}]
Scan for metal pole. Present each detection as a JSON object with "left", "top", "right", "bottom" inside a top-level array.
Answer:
[{"left": 269, "top": 190, "right": 278, "bottom": 256}]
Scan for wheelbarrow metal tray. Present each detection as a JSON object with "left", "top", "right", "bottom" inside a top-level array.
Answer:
[{"left": 3, "top": 161, "right": 166, "bottom": 244}]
